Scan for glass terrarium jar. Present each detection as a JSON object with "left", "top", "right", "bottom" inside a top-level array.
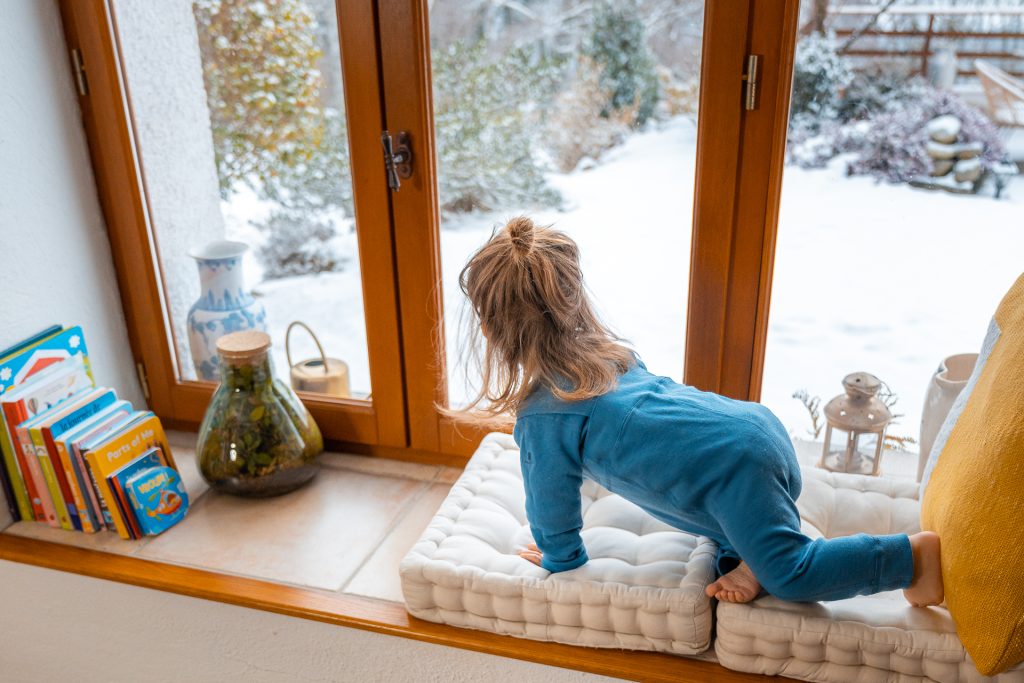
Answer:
[{"left": 197, "top": 331, "right": 323, "bottom": 497}]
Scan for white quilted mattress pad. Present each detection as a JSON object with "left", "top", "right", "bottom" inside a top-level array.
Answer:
[
  {"left": 718, "top": 468, "right": 1024, "bottom": 683},
  {"left": 400, "top": 432, "right": 718, "bottom": 655}
]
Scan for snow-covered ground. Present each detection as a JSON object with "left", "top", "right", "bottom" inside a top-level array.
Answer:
[{"left": 223, "top": 115, "right": 1024, "bottom": 447}]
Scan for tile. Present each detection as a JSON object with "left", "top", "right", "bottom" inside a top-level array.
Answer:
[
  {"left": 320, "top": 452, "right": 442, "bottom": 483},
  {"left": 343, "top": 482, "right": 452, "bottom": 602},
  {"left": 165, "top": 431, "right": 210, "bottom": 503},
  {"left": 436, "top": 466, "right": 465, "bottom": 484},
  {"left": 3, "top": 520, "right": 145, "bottom": 555},
  {"left": 137, "top": 466, "right": 428, "bottom": 590}
]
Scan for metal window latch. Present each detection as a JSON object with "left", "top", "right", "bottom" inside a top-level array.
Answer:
[
  {"left": 381, "top": 130, "right": 413, "bottom": 191},
  {"left": 71, "top": 48, "right": 89, "bottom": 96},
  {"left": 742, "top": 54, "right": 760, "bottom": 111}
]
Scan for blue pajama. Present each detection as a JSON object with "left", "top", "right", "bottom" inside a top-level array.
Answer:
[{"left": 512, "top": 360, "right": 914, "bottom": 602}]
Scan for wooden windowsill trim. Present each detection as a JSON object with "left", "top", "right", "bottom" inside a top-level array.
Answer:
[{"left": 0, "top": 535, "right": 766, "bottom": 682}]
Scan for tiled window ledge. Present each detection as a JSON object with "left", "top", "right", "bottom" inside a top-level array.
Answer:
[{"left": 0, "top": 431, "right": 768, "bottom": 682}]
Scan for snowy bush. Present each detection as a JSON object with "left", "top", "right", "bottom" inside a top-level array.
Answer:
[
  {"left": 846, "top": 85, "right": 1006, "bottom": 183},
  {"left": 837, "top": 65, "right": 916, "bottom": 123},
  {"left": 789, "top": 33, "right": 852, "bottom": 126},
  {"left": 656, "top": 66, "right": 700, "bottom": 120},
  {"left": 432, "top": 41, "right": 562, "bottom": 213},
  {"left": 546, "top": 58, "right": 635, "bottom": 173},
  {"left": 582, "top": 0, "right": 660, "bottom": 127},
  {"left": 256, "top": 208, "right": 345, "bottom": 280}
]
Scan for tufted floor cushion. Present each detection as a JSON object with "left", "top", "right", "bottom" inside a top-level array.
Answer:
[
  {"left": 400, "top": 432, "right": 718, "bottom": 655},
  {"left": 715, "top": 468, "right": 1024, "bottom": 682}
]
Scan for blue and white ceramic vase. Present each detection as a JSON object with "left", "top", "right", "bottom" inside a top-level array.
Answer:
[{"left": 187, "top": 241, "right": 267, "bottom": 381}]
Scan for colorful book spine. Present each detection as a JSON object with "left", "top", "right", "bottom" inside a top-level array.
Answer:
[
  {"left": 0, "top": 325, "right": 63, "bottom": 519},
  {"left": 0, "top": 419, "right": 34, "bottom": 522},
  {"left": 39, "top": 389, "right": 117, "bottom": 531},
  {"left": 14, "top": 421, "right": 58, "bottom": 526},
  {"left": 54, "top": 437, "right": 95, "bottom": 533},
  {"left": 81, "top": 452, "right": 114, "bottom": 529},
  {"left": 28, "top": 426, "right": 73, "bottom": 530}
]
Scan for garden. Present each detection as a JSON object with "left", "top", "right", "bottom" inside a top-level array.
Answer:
[{"left": 194, "top": 0, "right": 1024, "bottom": 465}]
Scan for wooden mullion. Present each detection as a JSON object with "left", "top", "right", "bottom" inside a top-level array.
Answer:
[
  {"left": 376, "top": 0, "right": 446, "bottom": 453},
  {"left": 744, "top": 1, "right": 801, "bottom": 402},
  {"left": 683, "top": 0, "right": 753, "bottom": 396}
]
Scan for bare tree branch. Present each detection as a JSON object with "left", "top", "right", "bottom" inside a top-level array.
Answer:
[{"left": 837, "top": 0, "right": 899, "bottom": 53}]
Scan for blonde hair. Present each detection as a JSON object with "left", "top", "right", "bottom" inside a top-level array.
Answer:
[{"left": 453, "top": 216, "right": 635, "bottom": 420}]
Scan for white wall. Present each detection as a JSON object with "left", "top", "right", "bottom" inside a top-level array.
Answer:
[
  {"left": 0, "top": 4, "right": 610, "bottom": 681},
  {"left": 0, "top": 0, "right": 144, "bottom": 527},
  {"left": 114, "top": 0, "right": 226, "bottom": 380}
]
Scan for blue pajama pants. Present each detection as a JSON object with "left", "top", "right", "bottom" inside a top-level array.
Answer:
[{"left": 711, "top": 453, "right": 915, "bottom": 603}]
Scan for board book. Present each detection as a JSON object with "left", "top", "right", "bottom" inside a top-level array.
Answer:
[
  {"left": 83, "top": 412, "right": 176, "bottom": 539},
  {"left": 55, "top": 400, "right": 133, "bottom": 532},
  {"left": 0, "top": 326, "right": 90, "bottom": 521},
  {"left": 23, "top": 388, "right": 118, "bottom": 530},
  {"left": 126, "top": 466, "right": 188, "bottom": 536},
  {"left": 2, "top": 355, "right": 94, "bottom": 524},
  {"left": 0, "top": 325, "right": 62, "bottom": 519},
  {"left": 108, "top": 447, "right": 166, "bottom": 539}
]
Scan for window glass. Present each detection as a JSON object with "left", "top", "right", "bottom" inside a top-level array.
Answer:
[
  {"left": 429, "top": 0, "right": 706, "bottom": 405},
  {"left": 760, "top": 1, "right": 1024, "bottom": 476},
  {"left": 112, "top": 0, "right": 371, "bottom": 398}
]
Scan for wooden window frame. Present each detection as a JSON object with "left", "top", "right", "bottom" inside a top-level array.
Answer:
[
  {"left": 14, "top": 1, "right": 803, "bottom": 679},
  {"left": 59, "top": 0, "right": 408, "bottom": 451},
  {"left": 378, "top": 0, "right": 800, "bottom": 456}
]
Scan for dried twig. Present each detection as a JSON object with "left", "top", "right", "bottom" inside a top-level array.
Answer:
[
  {"left": 792, "top": 389, "right": 824, "bottom": 440},
  {"left": 838, "top": 0, "right": 899, "bottom": 54},
  {"left": 884, "top": 433, "right": 918, "bottom": 452}
]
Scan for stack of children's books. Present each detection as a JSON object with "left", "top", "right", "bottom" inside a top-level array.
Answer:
[{"left": 0, "top": 325, "right": 188, "bottom": 539}]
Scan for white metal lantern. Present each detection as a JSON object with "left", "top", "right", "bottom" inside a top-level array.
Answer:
[{"left": 819, "top": 372, "right": 893, "bottom": 476}]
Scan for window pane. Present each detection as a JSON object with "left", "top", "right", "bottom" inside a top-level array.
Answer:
[
  {"left": 430, "top": 0, "right": 705, "bottom": 406},
  {"left": 760, "top": 2, "right": 1024, "bottom": 478},
  {"left": 111, "top": 0, "right": 371, "bottom": 398}
]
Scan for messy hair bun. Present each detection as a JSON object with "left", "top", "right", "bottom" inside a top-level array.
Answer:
[
  {"left": 506, "top": 216, "right": 535, "bottom": 257},
  {"left": 453, "top": 215, "right": 634, "bottom": 420}
]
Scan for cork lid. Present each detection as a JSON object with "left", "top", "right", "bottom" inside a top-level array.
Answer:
[{"left": 216, "top": 331, "right": 271, "bottom": 363}]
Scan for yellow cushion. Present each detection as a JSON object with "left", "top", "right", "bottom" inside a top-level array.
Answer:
[{"left": 921, "top": 273, "right": 1024, "bottom": 676}]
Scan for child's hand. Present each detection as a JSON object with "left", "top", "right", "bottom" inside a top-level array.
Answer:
[{"left": 518, "top": 543, "right": 543, "bottom": 566}]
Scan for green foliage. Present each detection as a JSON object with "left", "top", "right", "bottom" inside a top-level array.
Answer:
[
  {"left": 432, "top": 41, "right": 562, "bottom": 213},
  {"left": 582, "top": 1, "right": 660, "bottom": 126},
  {"left": 193, "top": 0, "right": 331, "bottom": 201}
]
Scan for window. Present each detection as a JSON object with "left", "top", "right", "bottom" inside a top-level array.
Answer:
[
  {"left": 427, "top": 1, "right": 706, "bottom": 405},
  {"left": 75, "top": 0, "right": 405, "bottom": 446},
  {"left": 758, "top": 1, "right": 1024, "bottom": 477},
  {"left": 66, "top": 0, "right": 795, "bottom": 458}
]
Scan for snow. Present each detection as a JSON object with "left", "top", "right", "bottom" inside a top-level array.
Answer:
[{"left": 221, "top": 114, "right": 1024, "bottom": 448}]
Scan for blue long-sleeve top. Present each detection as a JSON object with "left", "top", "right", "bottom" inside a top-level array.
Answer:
[{"left": 512, "top": 359, "right": 795, "bottom": 573}]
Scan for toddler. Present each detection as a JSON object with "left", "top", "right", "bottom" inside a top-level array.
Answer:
[{"left": 457, "top": 217, "right": 942, "bottom": 605}]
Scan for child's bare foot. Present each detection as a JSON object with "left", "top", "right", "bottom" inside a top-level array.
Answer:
[
  {"left": 904, "top": 531, "right": 944, "bottom": 607},
  {"left": 705, "top": 561, "right": 762, "bottom": 603}
]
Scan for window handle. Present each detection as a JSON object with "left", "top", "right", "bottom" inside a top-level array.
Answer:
[{"left": 381, "top": 130, "right": 413, "bottom": 191}]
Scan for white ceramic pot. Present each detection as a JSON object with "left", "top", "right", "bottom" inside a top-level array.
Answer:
[
  {"left": 918, "top": 352, "right": 977, "bottom": 481},
  {"left": 187, "top": 241, "right": 267, "bottom": 381}
]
